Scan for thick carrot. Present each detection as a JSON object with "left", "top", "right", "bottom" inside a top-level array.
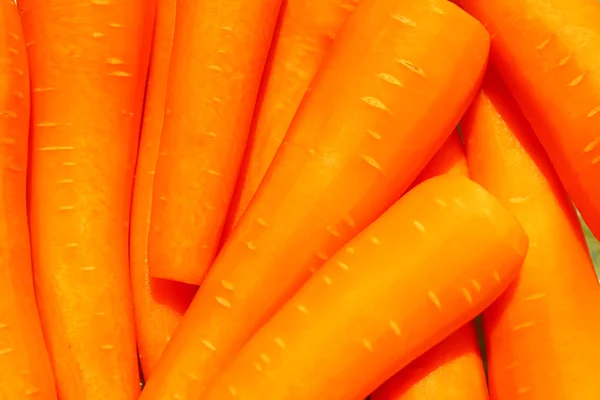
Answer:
[
  {"left": 0, "top": 2, "right": 57, "bottom": 399},
  {"left": 462, "top": 68, "right": 600, "bottom": 399},
  {"left": 410, "top": 131, "right": 468, "bottom": 187},
  {"left": 148, "top": 0, "right": 283, "bottom": 285},
  {"left": 140, "top": 1, "right": 489, "bottom": 398},
  {"left": 19, "top": 0, "right": 153, "bottom": 398},
  {"left": 225, "top": 0, "right": 362, "bottom": 234},
  {"left": 130, "top": 0, "right": 197, "bottom": 379},
  {"left": 462, "top": 0, "right": 600, "bottom": 239},
  {"left": 371, "top": 138, "right": 488, "bottom": 400},
  {"left": 202, "top": 174, "right": 528, "bottom": 400}
]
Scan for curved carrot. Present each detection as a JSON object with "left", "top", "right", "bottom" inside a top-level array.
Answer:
[
  {"left": 202, "top": 174, "right": 528, "bottom": 400},
  {"left": 225, "top": 0, "right": 361, "bottom": 235},
  {"left": 19, "top": 0, "right": 153, "bottom": 398},
  {"left": 130, "top": 0, "right": 197, "bottom": 379},
  {"left": 140, "top": 1, "right": 489, "bottom": 399},
  {"left": 148, "top": 0, "right": 283, "bottom": 285},
  {"left": 0, "top": 1, "right": 57, "bottom": 399},
  {"left": 462, "top": 0, "right": 600, "bottom": 239},
  {"left": 372, "top": 138, "right": 488, "bottom": 400},
  {"left": 462, "top": 68, "right": 600, "bottom": 399}
]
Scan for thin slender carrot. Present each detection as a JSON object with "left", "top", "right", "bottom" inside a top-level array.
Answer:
[
  {"left": 462, "top": 68, "right": 600, "bottom": 399},
  {"left": 202, "top": 174, "right": 528, "bottom": 400},
  {"left": 462, "top": 0, "right": 600, "bottom": 240},
  {"left": 224, "top": 0, "right": 362, "bottom": 235},
  {"left": 0, "top": 1, "right": 57, "bottom": 399},
  {"left": 19, "top": 0, "right": 153, "bottom": 398},
  {"left": 148, "top": 0, "right": 283, "bottom": 285},
  {"left": 371, "top": 138, "right": 488, "bottom": 400},
  {"left": 410, "top": 130, "right": 469, "bottom": 188},
  {"left": 140, "top": 1, "right": 489, "bottom": 398},
  {"left": 130, "top": 0, "right": 197, "bottom": 379}
]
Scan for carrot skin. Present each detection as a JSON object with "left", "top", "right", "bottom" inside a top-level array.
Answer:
[
  {"left": 0, "top": 1, "right": 57, "bottom": 399},
  {"left": 462, "top": 0, "right": 600, "bottom": 240},
  {"left": 148, "top": 0, "right": 283, "bottom": 285},
  {"left": 19, "top": 0, "right": 154, "bottom": 398},
  {"left": 202, "top": 174, "right": 528, "bottom": 400},
  {"left": 225, "top": 0, "right": 362, "bottom": 235},
  {"left": 371, "top": 138, "right": 488, "bottom": 400},
  {"left": 130, "top": 0, "right": 197, "bottom": 379},
  {"left": 462, "top": 69, "right": 600, "bottom": 399},
  {"left": 140, "top": 1, "right": 489, "bottom": 398},
  {"left": 411, "top": 130, "right": 469, "bottom": 188}
]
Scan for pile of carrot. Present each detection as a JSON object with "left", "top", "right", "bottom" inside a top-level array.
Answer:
[{"left": 1, "top": 0, "right": 600, "bottom": 398}]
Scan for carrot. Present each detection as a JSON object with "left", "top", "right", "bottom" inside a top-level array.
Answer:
[
  {"left": 140, "top": 1, "right": 489, "bottom": 398},
  {"left": 371, "top": 325, "right": 488, "bottom": 400},
  {"left": 461, "top": 0, "right": 600, "bottom": 240},
  {"left": 0, "top": 1, "right": 57, "bottom": 399},
  {"left": 130, "top": 0, "right": 197, "bottom": 379},
  {"left": 224, "top": 0, "right": 362, "bottom": 235},
  {"left": 371, "top": 138, "right": 488, "bottom": 400},
  {"left": 462, "top": 68, "right": 600, "bottom": 399},
  {"left": 19, "top": 0, "right": 154, "bottom": 398},
  {"left": 410, "top": 130, "right": 468, "bottom": 188},
  {"left": 202, "top": 174, "right": 528, "bottom": 400},
  {"left": 148, "top": 0, "right": 283, "bottom": 285}
]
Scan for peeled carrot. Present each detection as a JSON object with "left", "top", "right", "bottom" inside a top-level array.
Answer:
[
  {"left": 462, "top": 0, "right": 600, "bottom": 239},
  {"left": 140, "top": 1, "right": 489, "bottom": 398},
  {"left": 225, "top": 0, "right": 362, "bottom": 234},
  {"left": 130, "top": 0, "right": 197, "bottom": 379},
  {"left": 410, "top": 131, "right": 468, "bottom": 188},
  {"left": 371, "top": 137, "right": 488, "bottom": 400},
  {"left": 462, "top": 68, "right": 600, "bottom": 399},
  {"left": 148, "top": 0, "right": 283, "bottom": 285},
  {"left": 19, "top": 0, "right": 153, "bottom": 398},
  {"left": 202, "top": 174, "right": 528, "bottom": 400},
  {"left": 0, "top": 1, "right": 57, "bottom": 399}
]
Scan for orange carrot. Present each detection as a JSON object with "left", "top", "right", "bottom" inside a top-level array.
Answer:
[
  {"left": 19, "top": 0, "right": 153, "bottom": 398},
  {"left": 140, "top": 1, "right": 489, "bottom": 398},
  {"left": 371, "top": 138, "right": 488, "bottom": 400},
  {"left": 371, "top": 325, "right": 488, "bottom": 400},
  {"left": 462, "top": 0, "right": 600, "bottom": 239},
  {"left": 202, "top": 174, "right": 528, "bottom": 400},
  {"left": 0, "top": 1, "right": 57, "bottom": 399},
  {"left": 410, "top": 130, "right": 469, "bottom": 188},
  {"left": 148, "top": 0, "right": 283, "bottom": 285},
  {"left": 225, "top": 0, "right": 362, "bottom": 235},
  {"left": 462, "top": 68, "right": 600, "bottom": 399},
  {"left": 130, "top": 0, "right": 197, "bottom": 379}
]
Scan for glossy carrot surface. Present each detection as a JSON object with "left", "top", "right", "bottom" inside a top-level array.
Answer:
[
  {"left": 20, "top": 0, "right": 154, "bottom": 398},
  {"left": 0, "top": 1, "right": 57, "bottom": 398},
  {"left": 462, "top": 0, "right": 600, "bottom": 239},
  {"left": 140, "top": 1, "right": 489, "bottom": 399},
  {"left": 463, "top": 69, "right": 600, "bottom": 399},
  {"left": 202, "top": 174, "right": 528, "bottom": 400},
  {"left": 148, "top": 0, "right": 283, "bottom": 285}
]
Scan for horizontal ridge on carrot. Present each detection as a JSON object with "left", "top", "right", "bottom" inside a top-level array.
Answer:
[
  {"left": 139, "top": 1, "right": 490, "bottom": 398},
  {"left": 462, "top": 0, "right": 600, "bottom": 240},
  {"left": 148, "top": 0, "right": 283, "bottom": 285},
  {"left": 462, "top": 68, "right": 600, "bottom": 399},
  {"left": 201, "top": 174, "right": 528, "bottom": 400},
  {"left": 225, "top": 0, "right": 362, "bottom": 235},
  {"left": 0, "top": 1, "right": 57, "bottom": 398},
  {"left": 130, "top": 0, "right": 197, "bottom": 379},
  {"left": 372, "top": 138, "right": 489, "bottom": 400},
  {"left": 19, "top": 0, "right": 154, "bottom": 398}
]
